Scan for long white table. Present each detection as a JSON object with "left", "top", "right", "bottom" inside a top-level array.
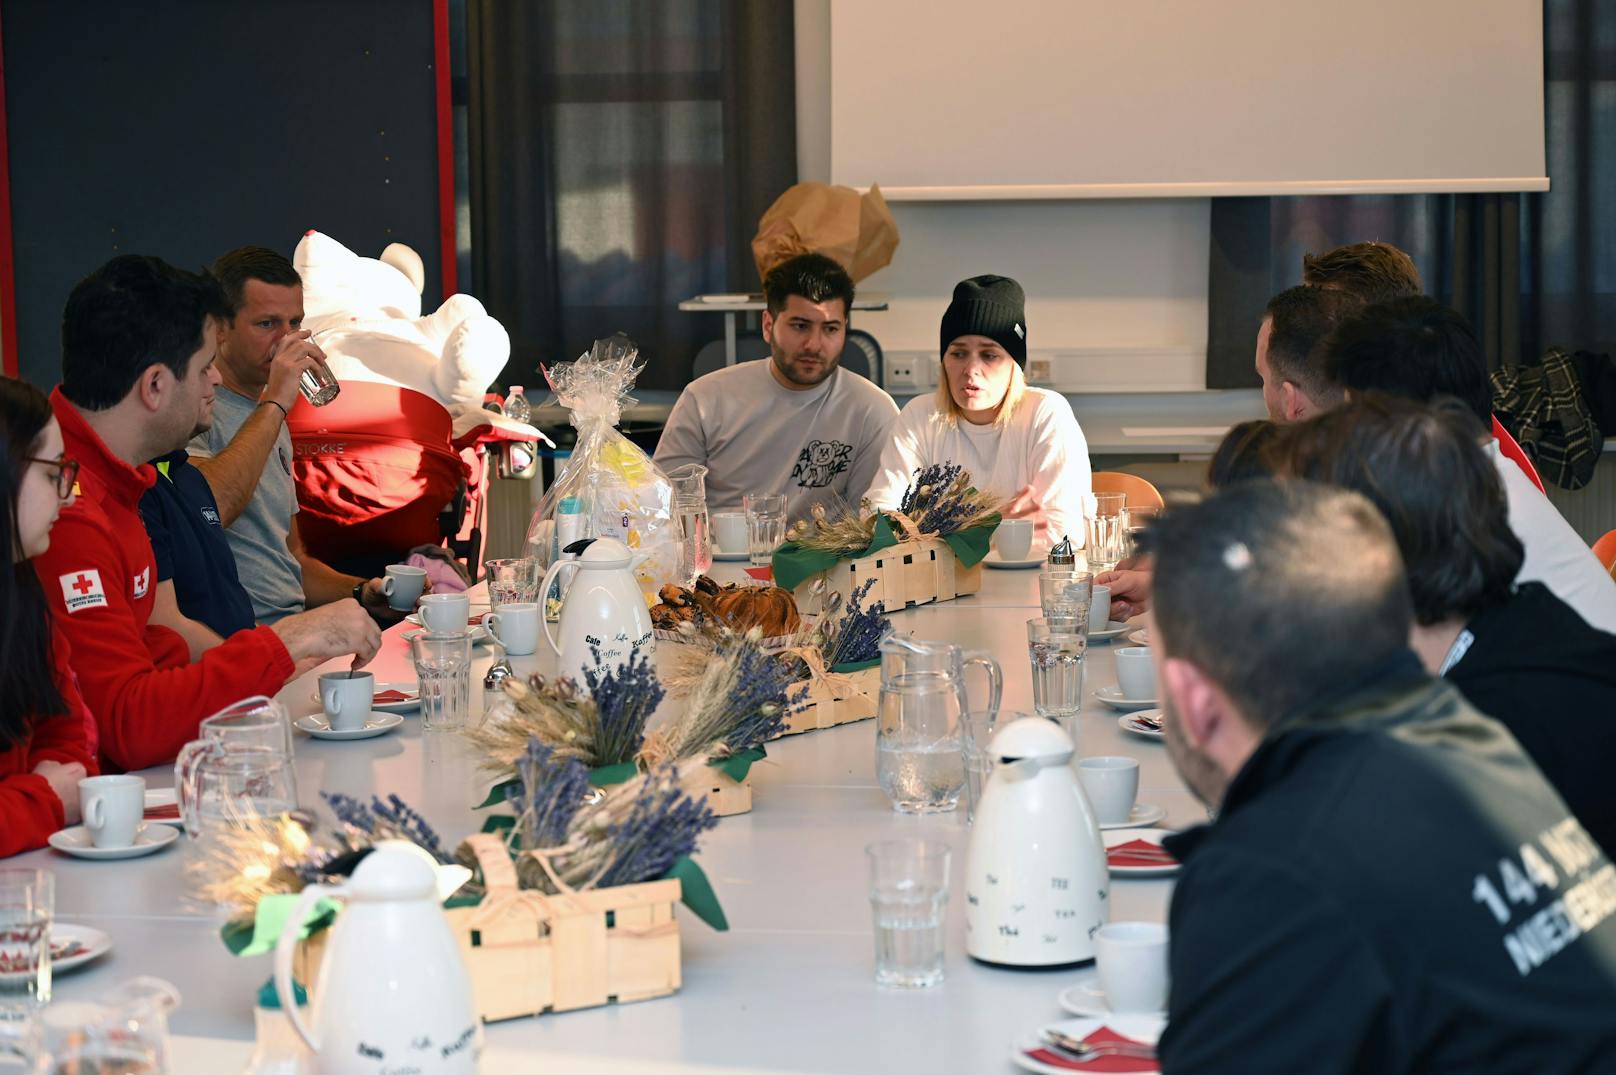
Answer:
[{"left": 24, "top": 563, "right": 1194, "bottom": 1073}]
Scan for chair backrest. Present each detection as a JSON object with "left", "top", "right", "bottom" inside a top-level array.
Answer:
[
  {"left": 1091, "top": 471, "right": 1165, "bottom": 510},
  {"left": 1592, "top": 528, "right": 1616, "bottom": 573},
  {"left": 1491, "top": 414, "right": 1546, "bottom": 494},
  {"left": 690, "top": 335, "right": 772, "bottom": 380}
]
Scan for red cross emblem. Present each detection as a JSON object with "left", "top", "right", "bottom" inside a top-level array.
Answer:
[{"left": 71, "top": 574, "right": 94, "bottom": 595}]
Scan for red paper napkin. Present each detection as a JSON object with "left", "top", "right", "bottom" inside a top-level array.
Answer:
[
  {"left": 743, "top": 565, "right": 773, "bottom": 582},
  {"left": 1024, "top": 1026, "right": 1159, "bottom": 1072},
  {"left": 373, "top": 690, "right": 416, "bottom": 703},
  {"left": 1106, "top": 839, "right": 1177, "bottom": 869},
  {"left": 142, "top": 803, "right": 180, "bottom": 821}
]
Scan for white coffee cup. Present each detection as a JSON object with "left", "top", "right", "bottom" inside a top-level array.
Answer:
[
  {"left": 1115, "top": 646, "right": 1155, "bottom": 700},
  {"left": 79, "top": 774, "right": 145, "bottom": 849},
  {"left": 712, "top": 512, "right": 747, "bottom": 556},
  {"left": 382, "top": 564, "right": 429, "bottom": 611},
  {"left": 1088, "top": 584, "right": 1112, "bottom": 633},
  {"left": 417, "top": 592, "right": 471, "bottom": 633},
  {"left": 320, "top": 670, "right": 376, "bottom": 731},
  {"left": 1096, "top": 921, "right": 1170, "bottom": 1013},
  {"left": 995, "top": 518, "right": 1034, "bottom": 561},
  {"left": 482, "top": 602, "right": 540, "bottom": 656},
  {"left": 1077, "top": 756, "right": 1140, "bottom": 825}
]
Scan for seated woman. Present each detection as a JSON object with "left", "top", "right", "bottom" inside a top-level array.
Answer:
[
  {"left": 0, "top": 377, "right": 97, "bottom": 857},
  {"left": 1275, "top": 394, "right": 1616, "bottom": 854},
  {"left": 864, "top": 276, "right": 1092, "bottom": 548}
]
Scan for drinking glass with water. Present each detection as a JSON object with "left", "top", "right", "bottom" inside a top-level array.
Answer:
[
  {"left": 1028, "top": 618, "right": 1086, "bottom": 727},
  {"left": 866, "top": 839, "right": 951, "bottom": 989},
  {"left": 1086, "top": 492, "right": 1128, "bottom": 573},
  {"left": 0, "top": 869, "right": 53, "bottom": 1065},
  {"left": 412, "top": 631, "right": 473, "bottom": 731},
  {"left": 742, "top": 493, "right": 787, "bottom": 569}
]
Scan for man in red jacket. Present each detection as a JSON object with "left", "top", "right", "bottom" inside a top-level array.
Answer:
[{"left": 34, "top": 256, "right": 381, "bottom": 771}]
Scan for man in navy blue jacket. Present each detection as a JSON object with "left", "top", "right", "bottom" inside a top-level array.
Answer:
[{"left": 1147, "top": 480, "right": 1616, "bottom": 1074}]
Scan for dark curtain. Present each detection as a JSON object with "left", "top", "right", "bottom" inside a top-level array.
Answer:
[
  {"left": 465, "top": 0, "right": 796, "bottom": 392},
  {"left": 1206, "top": 0, "right": 1614, "bottom": 388}
]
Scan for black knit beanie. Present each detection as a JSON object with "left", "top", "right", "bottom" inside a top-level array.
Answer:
[{"left": 939, "top": 274, "right": 1027, "bottom": 366}]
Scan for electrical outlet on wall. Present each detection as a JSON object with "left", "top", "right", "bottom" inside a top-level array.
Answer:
[
  {"left": 884, "top": 351, "right": 931, "bottom": 392},
  {"left": 1025, "top": 357, "right": 1054, "bottom": 386}
]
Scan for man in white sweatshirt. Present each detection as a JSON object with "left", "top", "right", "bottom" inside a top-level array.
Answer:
[{"left": 654, "top": 253, "right": 898, "bottom": 524}]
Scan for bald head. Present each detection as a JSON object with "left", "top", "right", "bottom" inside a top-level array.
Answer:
[{"left": 1149, "top": 480, "right": 1413, "bottom": 731}]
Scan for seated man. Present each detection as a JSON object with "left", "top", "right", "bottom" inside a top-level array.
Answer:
[
  {"left": 188, "top": 246, "right": 403, "bottom": 625},
  {"left": 1251, "top": 284, "right": 1361, "bottom": 422},
  {"left": 1148, "top": 480, "right": 1616, "bottom": 1073},
  {"left": 35, "top": 255, "right": 381, "bottom": 771},
  {"left": 1302, "top": 238, "right": 1424, "bottom": 303},
  {"left": 653, "top": 253, "right": 899, "bottom": 523},
  {"left": 1326, "top": 297, "right": 1616, "bottom": 632},
  {"left": 140, "top": 445, "right": 256, "bottom": 647}
]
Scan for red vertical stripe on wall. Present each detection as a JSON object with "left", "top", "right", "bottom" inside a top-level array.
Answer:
[
  {"left": 433, "top": 0, "right": 457, "bottom": 298},
  {"left": 0, "top": 11, "right": 20, "bottom": 377}
]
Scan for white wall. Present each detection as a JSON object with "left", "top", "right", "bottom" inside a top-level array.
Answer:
[{"left": 793, "top": 0, "right": 1213, "bottom": 393}]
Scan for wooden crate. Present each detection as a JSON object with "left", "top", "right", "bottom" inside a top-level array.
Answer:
[
  {"left": 294, "top": 834, "right": 683, "bottom": 1021},
  {"left": 775, "top": 666, "right": 880, "bottom": 738},
  {"left": 792, "top": 536, "right": 981, "bottom": 613},
  {"left": 700, "top": 764, "right": 752, "bottom": 817}
]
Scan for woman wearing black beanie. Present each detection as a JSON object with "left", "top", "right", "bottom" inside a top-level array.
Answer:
[{"left": 864, "top": 275, "right": 1093, "bottom": 550}]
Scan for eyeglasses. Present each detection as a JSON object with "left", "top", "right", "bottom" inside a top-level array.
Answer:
[{"left": 24, "top": 455, "right": 80, "bottom": 499}]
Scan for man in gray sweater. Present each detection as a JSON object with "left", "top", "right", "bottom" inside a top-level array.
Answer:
[{"left": 654, "top": 253, "right": 898, "bottom": 524}]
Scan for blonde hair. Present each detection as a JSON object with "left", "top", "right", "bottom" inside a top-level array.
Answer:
[{"left": 936, "top": 361, "right": 1027, "bottom": 430}]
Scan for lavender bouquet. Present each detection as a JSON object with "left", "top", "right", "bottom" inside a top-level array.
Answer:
[{"left": 650, "top": 625, "right": 804, "bottom": 780}]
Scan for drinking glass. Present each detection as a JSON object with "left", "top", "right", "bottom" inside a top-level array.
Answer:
[
  {"left": 1086, "top": 492, "right": 1127, "bottom": 573},
  {"left": 413, "top": 631, "right": 473, "bottom": 732},
  {"left": 1028, "top": 618, "right": 1087, "bottom": 729},
  {"left": 37, "top": 975, "right": 180, "bottom": 1075},
  {"left": 485, "top": 558, "right": 542, "bottom": 608},
  {"left": 866, "top": 839, "right": 951, "bottom": 989},
  {"left": 667, "top": 463, "right": 711, "bottom": 585},
  {"left": 1122, "top": 505, "right": 1160, "bottom": 560},
  {"left": 742, "top": 493, "right": 787, "bottom": 568},
  {"left": 1038, "top": 570, "right": 1093, "bottom": 630},
  {"left": 298, "top": 356, "right": 341, "bottom": 407},
  {"left": 0, "top": 869, "right": 53, "bottom": 1019}
]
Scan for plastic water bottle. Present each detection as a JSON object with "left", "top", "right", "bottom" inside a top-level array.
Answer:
[{"left": 503, "top": 385, "right": 531, "bottom": 424}]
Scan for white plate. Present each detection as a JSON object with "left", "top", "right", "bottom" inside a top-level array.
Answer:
[
  {"left": 1097, "top": 803, "right": 1167, "bottom": 831},
  {"left": 1088, "top": 622, "right": 1133, "bottom": 642},
  {"left": 1118, "top": 711, "right": 1165, "bottom": 741},
  {"left": 1056, "top": 968, "right": 1167, "bottom": 1021},
  {"left": 402, "top": 626, "right": 492, "bottom": 647},
  {"left": 0, "top": 924, "right": 112, "bottom": 983},
  {"left": 1095, "top": 686, "right": 1158, "bottom": 711},
  {"left": 295, "top": 712, "right": 405, "bottom": 741},
  {"left": 1125, "top": 627, "right": 1151, "bottom": 646},
  {"left": 1010, "top": 1014, "right": 1166, "bottom": 1074},
  {"left": 308, "top": 681, "right": 421, "bottom": 714},
  {"left": 48, "top": 824, "right": 179, "bottom": 861},
  {"left": 142, "top": 787, "right": 183, "bottom": 827},
  {"left": 1103, "top": 828, "right": 1179, "bottom": 878},
  {"left": 984, "top": 550, "right": 1045, "bottom": 570}
]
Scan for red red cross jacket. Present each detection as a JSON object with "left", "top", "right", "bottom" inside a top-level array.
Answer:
[
  {"left": 0, "top": 620, "right": 99, "bottom": 856},
  {"left": 34, "top": 389, "right": 295, "bottom": 772}
]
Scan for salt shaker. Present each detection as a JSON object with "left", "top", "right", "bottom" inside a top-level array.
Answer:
[
  {"left": 483, "top": 657, "right": 514, "bottom": 717},
  {"left": 1047, "top": 535, "right": 1077, "bottom": 570}
]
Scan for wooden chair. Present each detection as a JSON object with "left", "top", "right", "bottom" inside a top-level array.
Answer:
[
  {"left": 1592, "top": 528, "right": 1616, "bottom": 573},
  {"left": 1091, "top": 471, "right": 1165, "bottom": 511}
]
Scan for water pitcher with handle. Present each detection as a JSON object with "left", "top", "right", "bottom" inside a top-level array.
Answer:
[{"left": 875, "top": 634, "right": 1002, "bottom": 813}]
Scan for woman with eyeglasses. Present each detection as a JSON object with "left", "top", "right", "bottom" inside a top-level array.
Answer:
[{"left": 0, "top": 376, "right": 97, "bottom": 857}]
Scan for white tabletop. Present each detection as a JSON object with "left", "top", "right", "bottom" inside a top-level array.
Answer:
[{"left": 25, "top": 563, "right": 1191, "bottom": 1074}]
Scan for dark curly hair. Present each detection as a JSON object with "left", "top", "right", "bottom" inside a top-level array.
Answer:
[{"left": 1273, "top": 394, "right": 1523, "bottom": 626}]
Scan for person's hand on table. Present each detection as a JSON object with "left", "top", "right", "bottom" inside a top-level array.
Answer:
[
  {"left": 273, "top": 598, "right": 383, "bottom": 679},
  {"left": 262, "top": 329, "right": 328, "bottom": 414},
  {"left": 357, "top": 577, "right": 422, "bottom": 625},
  {"left": 1096, "top": 565, "right": 1153, "bottom": 621},
  {"left": 1002, "top": 484, "right": 1049, "bottom": 535},
  {"left": 33, "top": 759, "right": 87, "bottom": 825}
]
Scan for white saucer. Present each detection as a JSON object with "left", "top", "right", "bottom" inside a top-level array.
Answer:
[
  {"left": 48, "top": 824, "right": 179, "bottom": 861},
  {"left": 1056, "top": 968, "right": 1167, "bottom": 1020},
  {"left": 1088, "top": 621, "right": 1133, "bottom": 642},
  {"left": 1125, "top": 627, "right": 1151, "bottom": 646},
  {"left": 0, "top": 924, "right": 111, "bottom": 983},
  {"left": 308, "top": 681, "right": 421, "bottom": 714},
  {"left": 1095, "top": 686, "right": 1158, "bottom": 711},
  {"left": 403, "top": 626, "right": 492, "bottom": 646},
  {"left": 295, "top": 712, "right": 405, "bottom": 741},
  {"left": 1010, "top": 1014, "right": 1166, "bottom": 1074},
  {"left": 1103, "top": 828, "right": 1179, "bottom": 878},
  {"left": 142, "top": 787, "right": 183, "bottom": 827},
  {"left": 1119, "top": 710, "right": 1166, "bottom": 741},
  {"left": 984, "top": 550, "right": 1044, "bottom": 570},
  {"left": 1097, "top": 803, "right": 1167, "bottom": 830}
]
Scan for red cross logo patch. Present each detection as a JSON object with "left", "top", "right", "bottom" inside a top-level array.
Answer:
[{"left": 59, "top": 570, "right": 108, "bottom": 613}]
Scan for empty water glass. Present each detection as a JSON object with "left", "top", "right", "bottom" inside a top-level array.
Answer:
[
  {"left": 866, "top": 839, "right": 951, "bottom": 989},
  {"left": 1028, "top": 618, "right": 1087, "bottom": 729},
  {"left": 743, "top": 493, "right": 787, "bottom": 568},
  {"left": 413, "top": 631, "right": 473, "bottom": 731},
  {"left": 1038, "top": 570, "right": 1093, "bottom": 630},
  {"left": 1122, "top": 504, "right": 1160, "bottom": 560},
  {"left": 484, "top": 557, "right": 541, "bottom": 608},
  {"left": 0, "top": 870, "right": 53, "bottom": 1016},
  {"left": 1086, "top": 492, "right": 1127, "bottom": 573}
]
